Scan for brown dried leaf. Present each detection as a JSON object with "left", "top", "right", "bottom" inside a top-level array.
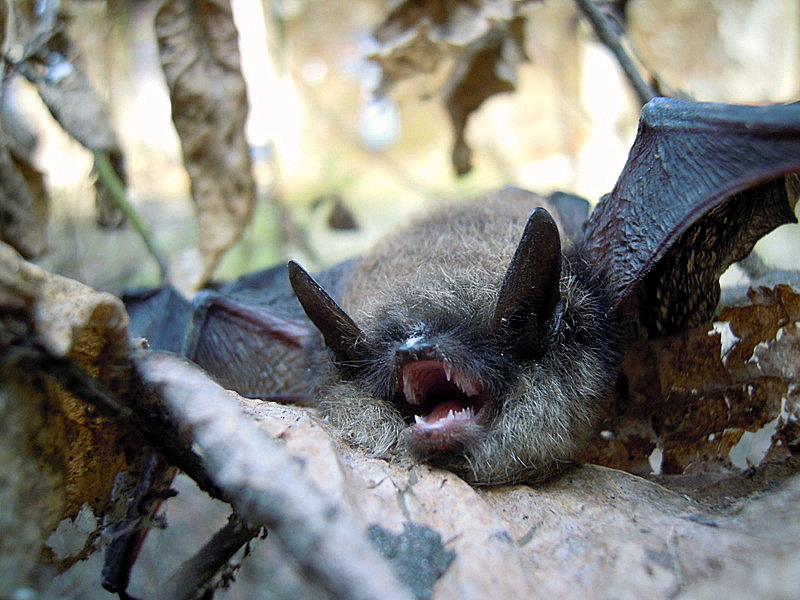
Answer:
[
  {"left": 36, "top": 58, "right": 127, "bottom": 227},
  {"left": 33, "top": 58, "right": 120, "bottom": 152},
  {"left": 583, "top": 283, "right": 800, "bottom": 476},
  {"left": 0, "top": 242, "right": 138, "bottom": 531},
  {"left": 371, "top": 0, "right": 534, "bottom": 175},
  {"left": 444, "top": 17, "right": 527, "bottom": 175},
  {"left": 9, "top": 1, "right": 128, "bottom": 228},
  {"left": 373, "top": 0, "right": 525, "bottom": 77},
  {"left": 156, "top": 0, "right": 256, "bottom": 284},
  {"left": 242, "top": 398, "right": 800, "bottom": 600},
  {"left": 0, "top": 128, "right": 49, "bottom": 258}
]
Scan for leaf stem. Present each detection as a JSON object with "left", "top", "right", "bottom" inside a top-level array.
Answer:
[{"left": 93, "top": 149, "right": 169, "bottom": 282}]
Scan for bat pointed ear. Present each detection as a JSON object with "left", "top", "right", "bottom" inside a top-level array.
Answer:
[
  {"left": 491, "top": 208, "right": 563, "bottom": 358},
  {"left": 288, "top": 260, "right": 367, "bottom": 366}
]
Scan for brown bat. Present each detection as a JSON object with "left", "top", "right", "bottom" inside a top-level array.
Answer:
[
  {"left": 105, "top": 96, "right": 800, "bottom": 598},
  {"left": 178, "top": 97, "right": 800, "bottom": 485},
  {"left": 287, "top": 191, "right": 620, "bottom": 484}
]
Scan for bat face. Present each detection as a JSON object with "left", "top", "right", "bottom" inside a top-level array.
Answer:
[{"left": 290, "top": 190, "right": 621, "bottom": 485}]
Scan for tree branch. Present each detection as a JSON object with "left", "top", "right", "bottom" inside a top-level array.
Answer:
[{"left": 573, "top": 0, "right": 658, "bottom": 105}]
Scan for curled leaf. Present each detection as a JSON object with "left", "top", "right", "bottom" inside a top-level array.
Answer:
[
  {"left": 156, "top": 0, "right": 256, "bottom": 285},
  {"left": 371, "top": 0, "right": 534, "bottom": 175},
  {"left": 443, "top": 17, "right": 527, "bottom": 175},
  {"left": 583, "top": 284, "right": 800, "bottom": 475},
  {"left": 8, "top": 1, "right": 128, "bottom": 228},
  {"left": 242, "top": 397, "right": 800, "bottom": 600},
  {"left": 0, "top": 242, "right": 140, "bottom": 577}
]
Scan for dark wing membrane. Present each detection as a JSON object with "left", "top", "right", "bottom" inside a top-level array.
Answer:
[
  {"left": 183, "top": 260, "right": 357, "bottom": 400},
  {"left": 581, "top": 97, "right": 800, "bottom": 334},
  {"left": 123, "top": 284, "right": 191, "bottom": 353},
  {"left": 184, "top": 289, "right": 313, "bottom": 400}
]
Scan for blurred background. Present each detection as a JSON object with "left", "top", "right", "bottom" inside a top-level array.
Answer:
[{"left": 7, "top": 0, "right": 800, "bottom": 293}]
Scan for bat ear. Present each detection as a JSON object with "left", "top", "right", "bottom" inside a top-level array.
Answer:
[
  {"left": 491, "top": 207, "right": 563, "bottom": 358},
  {"left": 288, "top": 260, "right": 367, "bottom": 366}
]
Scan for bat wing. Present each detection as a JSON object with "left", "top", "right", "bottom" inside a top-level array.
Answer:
[
  {"left": 580, "top": 97, "right": 800, "bottom": 335},
  {"left": 123, "top": 284, "right": 191, "bottom": 353},
  {"left": 183, "top": 260, "right": 357, "bottom": 401}
]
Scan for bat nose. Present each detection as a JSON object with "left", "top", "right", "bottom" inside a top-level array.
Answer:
[{"left": 396, "top": 336, "right": 437, "bottom": 362}]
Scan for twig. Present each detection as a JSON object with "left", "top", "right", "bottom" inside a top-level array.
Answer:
[
  {"left": 573, "top": 0, "right": 658, "bottom": 105},
  {"left": 156, "top": 514, "right": 260, "bottom": 600},
  {"left": 93, "top": 150, "right": 169, "bottom": 282},
  {"left": 135, "top": 351, "right": 415, "bottom": 600}
]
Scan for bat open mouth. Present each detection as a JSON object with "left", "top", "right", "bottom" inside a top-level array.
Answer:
[{"left": 399, "top": 360, "right": 491, "bottom": 452}]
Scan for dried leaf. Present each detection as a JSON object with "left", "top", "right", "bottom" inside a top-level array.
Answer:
[
  {"left": 0, "top": 128, "right": 49, "bottom": 258},
  {"left": 8, "top": 2, "right": 128, "bottom": 228},
  {"left": 242, "top": 398, "right": 800, "bottom": 600},
  {"left": 373, "top": 0, "right": 525, "bottom": 77},
  {"left": 156, "top": 0, "right": 256, "bottom": 285},
  {"left": 0, "top": 242, "right": 140, "bottom": 569},
  {"left": 582, "top": 284, "right": 800, "bottom": 475},
  {"left": 443, "top": 17, "right": 527, "bottom": 175},
  {"left": 371, "top": 0, "right": 534, "bottom": 175},
  {"left": 33, "top": 55, "right": 120, "bottom": 151},
  {"left": 35, "top": 40, "right": 128, "bottom": 229},
  {"left": 0, "top": 248, "right": 63, "bottom": 591}
]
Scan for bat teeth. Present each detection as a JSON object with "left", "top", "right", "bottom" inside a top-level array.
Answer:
[
  {"left": 443, "top": 360, "right": 478, "bottom": 396},
  {"left": 403, "top": 370, "right": 419, "bottom": 404},
  {"left": 401, "top": 360, "right": 483, "bottom": 407},
  {"left": 448, "top": 407, "right": 474, "bottom": 421},
  {"left": 453, "top": 371, "right": 479, "bottom": 397},
  {"left": 412, "top": 406, "right": 476, "bottom": 429}
]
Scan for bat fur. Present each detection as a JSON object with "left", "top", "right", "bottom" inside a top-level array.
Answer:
[{"left": 295, "top": 191, "right": 621, "bottom": 485}]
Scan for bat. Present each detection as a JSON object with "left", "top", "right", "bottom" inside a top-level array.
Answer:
[
  {"left": 178, "top": 97, "right": 800, "bottom": 486},
  {"left": 102, "top": 96, "right": 799, "bottom": 597},
  {"left": 286, "top": 190, "right": 626, "bottom": 485}
]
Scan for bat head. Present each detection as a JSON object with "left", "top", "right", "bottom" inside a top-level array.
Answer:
[{"left": 289, "top": 200, "right": 620, "bottom": 485}]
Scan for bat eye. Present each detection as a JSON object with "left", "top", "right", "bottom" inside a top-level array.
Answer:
[{"left": 491, "top": 207, "right": 563, "bottom": 358}]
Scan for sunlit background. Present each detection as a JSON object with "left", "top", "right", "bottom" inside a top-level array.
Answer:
[{"left": 12, "top": 0, "right": 800, "bottom": 294}]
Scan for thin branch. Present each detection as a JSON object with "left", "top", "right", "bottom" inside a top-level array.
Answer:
[
  {"left": 93, "top": 150, "right": 169, "bottom": 282},
  {"left": 573, "top": 0, "right": 658, "bottom": 105},
  {"left": 135, "top": 351, "right": 415, "bottom": 600},
  {"left": 156, "top": 514, "right": 260, "bottom": 600}
]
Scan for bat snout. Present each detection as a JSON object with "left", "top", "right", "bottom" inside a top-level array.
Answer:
[{"left": 395, "top": 336, "right": 438, "bottom": 363}]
